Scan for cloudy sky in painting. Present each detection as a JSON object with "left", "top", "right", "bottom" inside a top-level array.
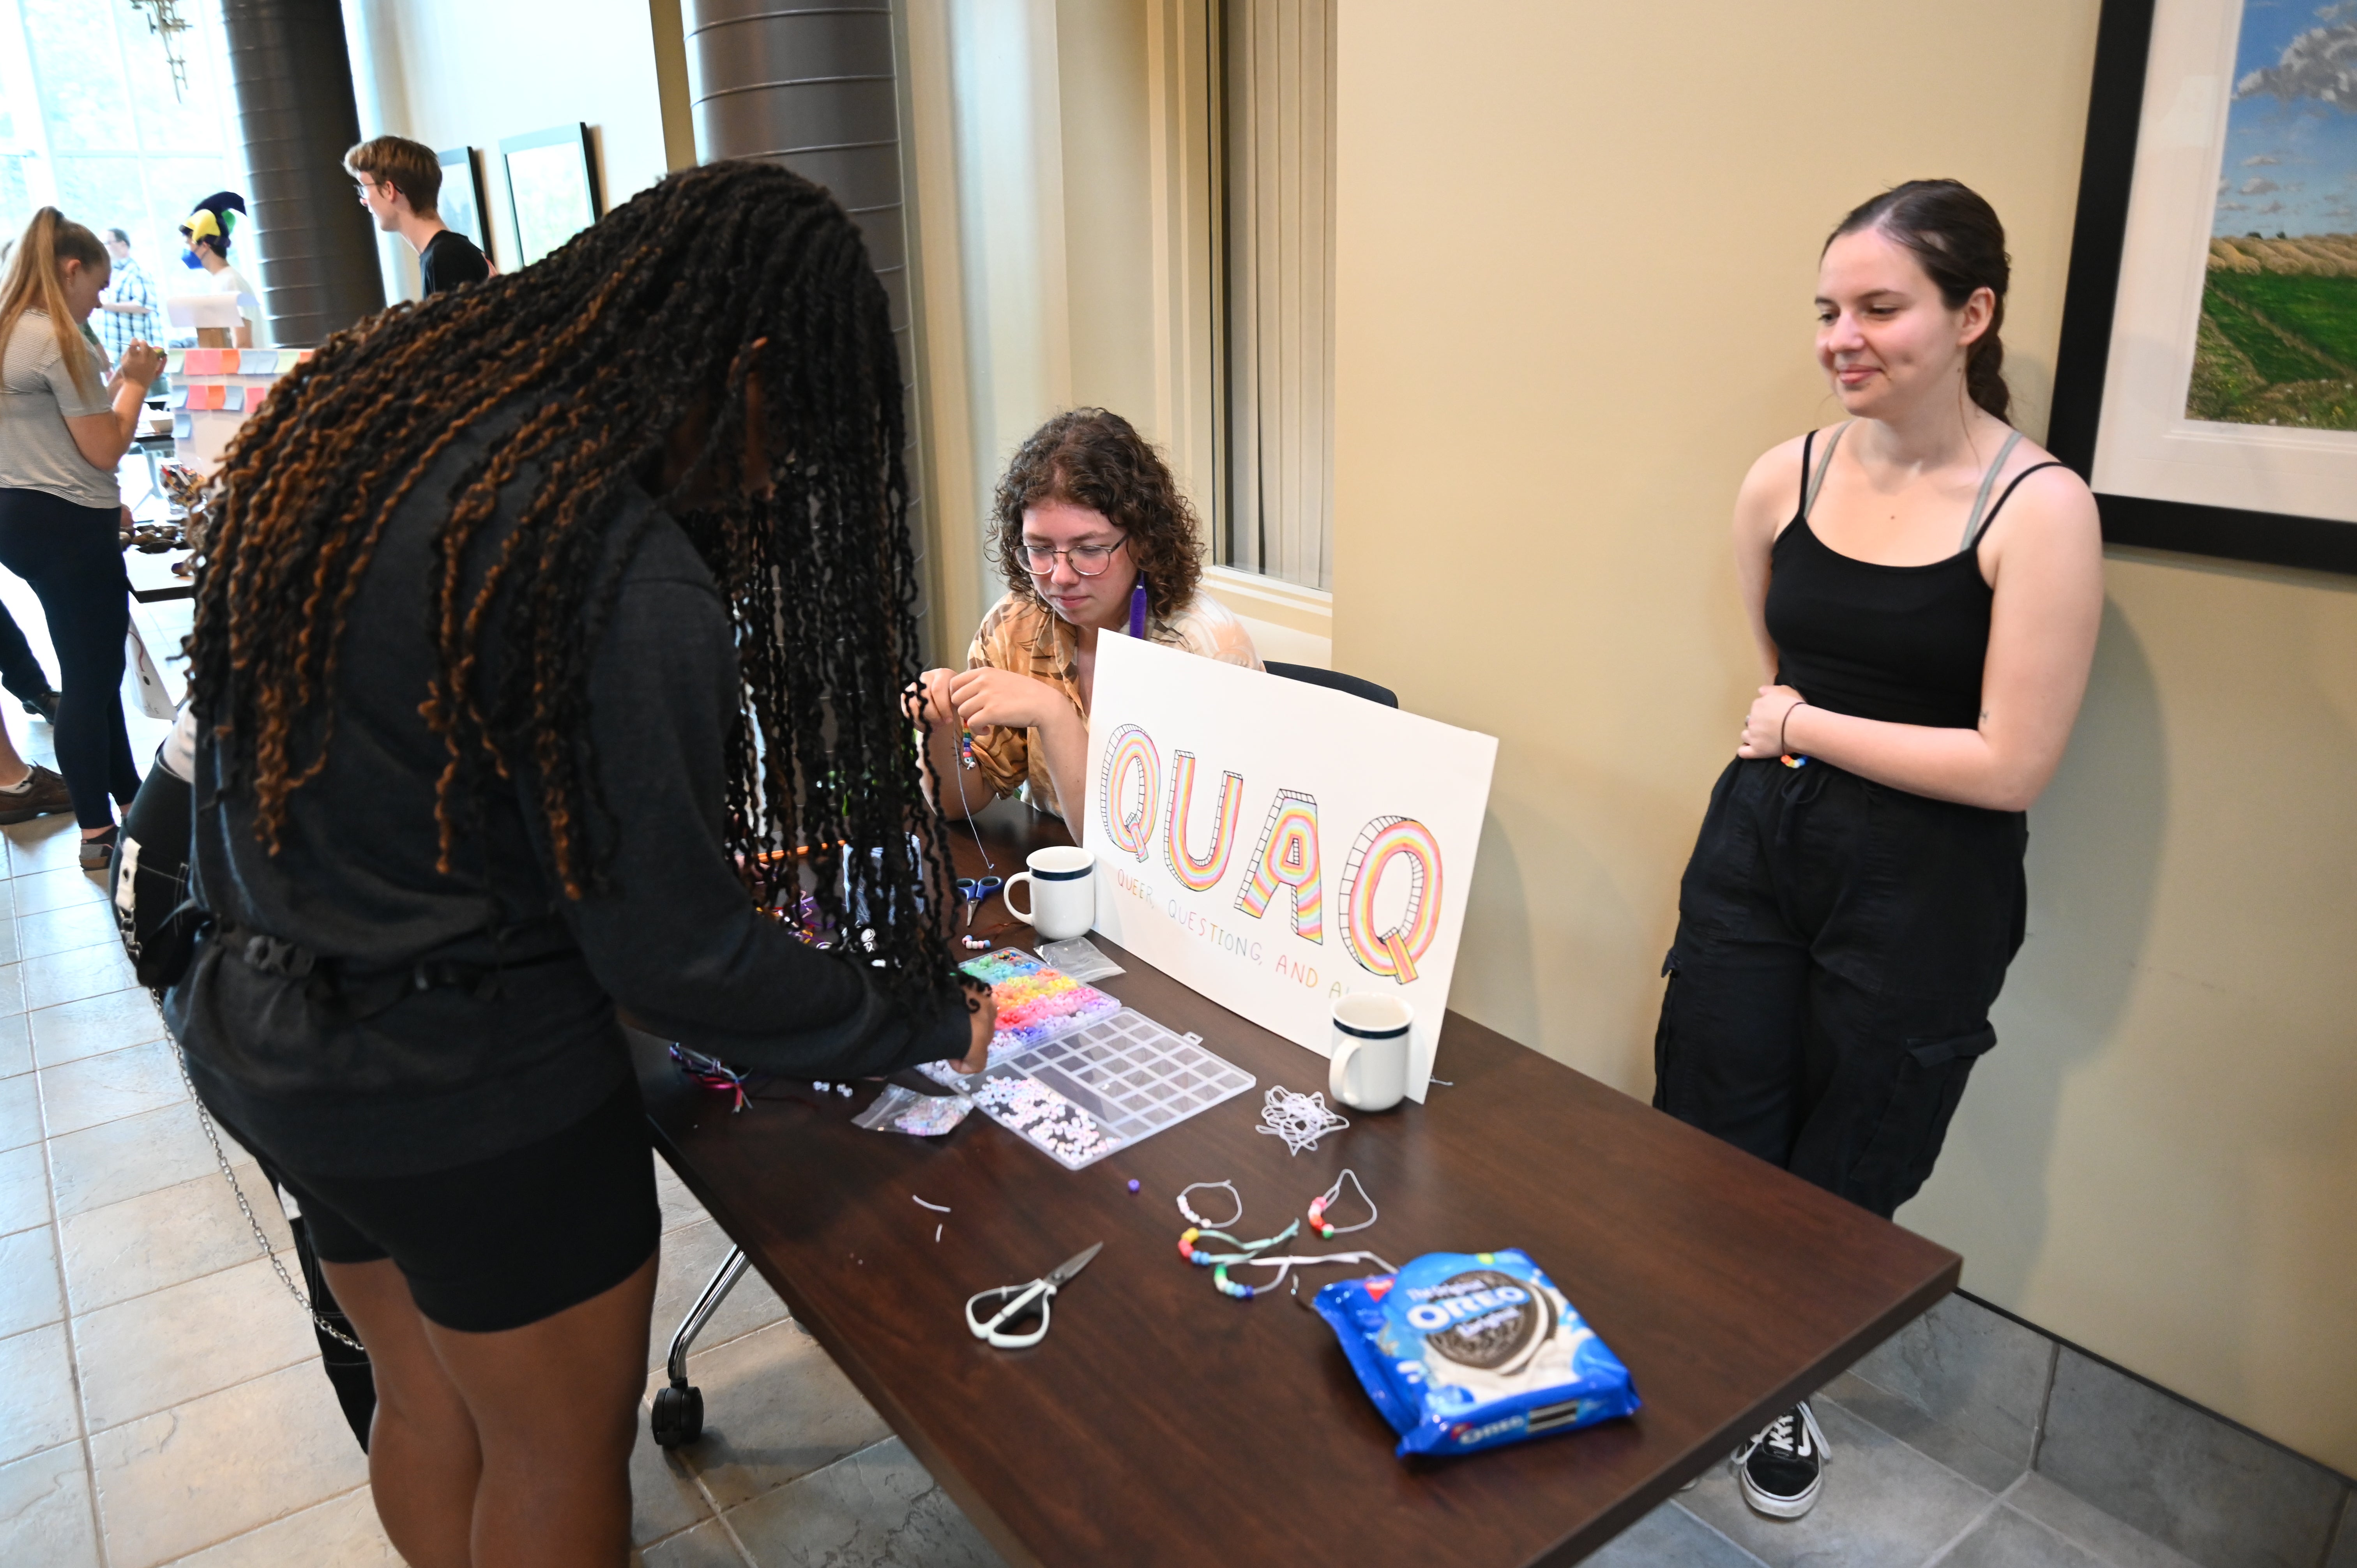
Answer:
[{"left": 2214, "top": 1, "right": 2357, "bottom": 235}]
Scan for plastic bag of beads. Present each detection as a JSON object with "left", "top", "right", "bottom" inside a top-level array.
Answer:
[
  {"left": 1312, "top": 1249, "right": 1640, "bottom": 1458},
  {"left": 850, "top": 1085, "right": 975, "bottom": 1138},
  {"left": 1035, "top": 936, "right": 1124, "bottom": 983}
]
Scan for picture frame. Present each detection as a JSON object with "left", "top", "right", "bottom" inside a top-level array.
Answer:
[
  {"left": 2049, "top": 0, "right": 2357, "bottom": 575},
  {"left": 436, "top": 146, "right": 491, "bottom": 260},
  {"left": 498, "top": 124, "right": 603, "bottom": 269}
]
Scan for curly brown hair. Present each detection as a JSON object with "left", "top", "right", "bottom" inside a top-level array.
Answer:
[{"left": 991, "top": 408, "right": 1201, "bottom": 621}]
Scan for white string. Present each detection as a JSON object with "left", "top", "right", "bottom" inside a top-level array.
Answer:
[
  {"left": 1255, "top": 1086, "right": 1349, "bottom": 1155},
  {"left": 945, "top": 698, "right": 997, "bottom": 875},
  {"left": 1228, "top": 1250, "right": 1397, "bottom": 1292},
  {"left": 1176, "top": 1179, "right": 1242, "bottom": 1229},
  {"left": 1313, "top": 1168, "right": 1377, "bottom": 1234},
  {"left": 913, "top": 1195, "right": 951, "bottom": 1213}
]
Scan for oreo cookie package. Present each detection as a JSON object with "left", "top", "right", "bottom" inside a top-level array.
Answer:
[{"left": 1313, "top": 1249, "right": 1640, "bottom": 1458}]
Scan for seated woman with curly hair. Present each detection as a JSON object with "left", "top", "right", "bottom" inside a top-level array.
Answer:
[{"left": 918, "top": 408, "right": 1260, "bottom": 820}]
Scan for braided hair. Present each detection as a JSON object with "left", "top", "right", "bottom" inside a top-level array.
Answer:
[{"left": 187, "top": 159, "right": 958, "bottom": 1010}]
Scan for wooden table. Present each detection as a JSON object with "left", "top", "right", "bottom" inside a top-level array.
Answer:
[{"left": 633, "top": 798, "right": 1958, "bottom": 1566}]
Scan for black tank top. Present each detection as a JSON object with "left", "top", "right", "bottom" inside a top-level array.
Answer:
[{"left": 1765, "top": 424, "right": 2061, "bottom": 730}]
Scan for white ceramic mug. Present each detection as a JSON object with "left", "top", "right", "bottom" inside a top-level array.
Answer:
[
  {"left": 1329, "top": 993, "right": 1413, "bottom": 1112},
  {"left": 1002, "top": 845, "right": 1097, "bottom": 942}
]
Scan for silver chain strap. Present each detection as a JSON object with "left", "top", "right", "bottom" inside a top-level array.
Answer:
[{"left": 173, "top": 1048, "right": 368, "bottom": 1353}]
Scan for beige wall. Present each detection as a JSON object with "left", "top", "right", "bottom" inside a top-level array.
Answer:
[
  {"left": 342, "top": 0, "right": 687, "bottom": 303},
  {"left": 1331, "top": 1, "right": 2357, "bottom": 1473}
]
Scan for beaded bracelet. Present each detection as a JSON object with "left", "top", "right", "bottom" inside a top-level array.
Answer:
[
  {"left": 1176, "top": 1179, "right": 1243, "bottom": 1230},
  {"left": 1306, "top": 1169, "right": 1376, "bottom": 1238},
  {"left": 1177, "top": 1219, "right": 1299, "bottom": 1267}
]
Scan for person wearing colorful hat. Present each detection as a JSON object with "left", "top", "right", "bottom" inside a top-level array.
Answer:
[{"left": 179, "top": 191, "right": 260, "bottom": 348}]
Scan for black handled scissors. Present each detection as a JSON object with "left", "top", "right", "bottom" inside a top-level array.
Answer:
[{"left": 965, "top": 1242, "right": 1103, "bottom": 1348}]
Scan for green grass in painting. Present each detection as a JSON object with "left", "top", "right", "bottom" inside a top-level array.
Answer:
[{"left": 2185, "top": 271, "right": 2357, "bottom": 431}]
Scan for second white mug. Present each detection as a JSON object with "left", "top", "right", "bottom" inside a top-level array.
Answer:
[
  {"left": 1002, "top": 845, "right": 1097, "bottom": 942},
  {"left": 1329, "top": 993, "right": 1413, "bottom": 1112}
]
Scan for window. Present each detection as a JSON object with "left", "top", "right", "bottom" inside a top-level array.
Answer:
[
  {"left": 0, "top": 0, "right": 243, "bottom": 293},
  {"left": 1216, "top": 0, "right": 1334, "bottom": 592}
]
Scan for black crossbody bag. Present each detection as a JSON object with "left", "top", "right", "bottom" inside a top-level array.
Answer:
[{"left": 110, "top": 755, "right": 207, "bottom": 989}]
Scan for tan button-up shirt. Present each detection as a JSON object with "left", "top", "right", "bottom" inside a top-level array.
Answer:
[{"left": 959, "top": 590, "right": 1263, "bottom": 819}]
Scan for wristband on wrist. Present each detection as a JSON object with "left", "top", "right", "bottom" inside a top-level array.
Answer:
[{"left": 1779, "top": 700, "right": 1808, "bottom": 754}]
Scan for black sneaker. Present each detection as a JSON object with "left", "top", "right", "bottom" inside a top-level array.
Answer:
[
  {"left": 0, "top": 765, "right": 72, "bottom": 825},
  {"left": 20, "top": 689, "right": 58, "bottom": 722},
  {"left": 1734, "top": 1400, "right": 1829, "bottom": 1519}
]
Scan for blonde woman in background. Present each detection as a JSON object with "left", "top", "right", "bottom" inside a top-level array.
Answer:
[{"left": 0, "top": 208, "right": 162, "bottom": 863}]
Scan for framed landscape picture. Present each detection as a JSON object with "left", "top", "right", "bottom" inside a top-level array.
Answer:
[
  {"left": 2049, "top": 0, "right": 2357, "bottom": 573},
  {"left": 437, "top": 146, "right": 490, "bottom": 258},
  {"left": 499, "top": 124, "right": 603, "bottom": 269}
]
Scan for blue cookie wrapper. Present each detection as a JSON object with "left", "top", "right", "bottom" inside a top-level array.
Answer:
[{"left": 1313, "top": 1248, "right": 1640, "bottom": 1458}]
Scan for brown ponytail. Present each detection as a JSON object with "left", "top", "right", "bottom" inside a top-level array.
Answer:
[
  {"left": 1826, "top": 180, "right": 2012, "bottom": 424},
  {"left": 0, "top": 208, "right": 109, "bottom": 399}
]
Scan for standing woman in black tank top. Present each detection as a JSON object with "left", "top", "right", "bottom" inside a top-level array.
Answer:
[{"left": 1654, "top": 181, "right": 2103, "bottom": 1520}]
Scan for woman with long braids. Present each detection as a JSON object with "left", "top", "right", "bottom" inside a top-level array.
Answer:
[
  {"left": 165, "top": 161, "right": 991, "bottom": 1568},
  {"left": 1653, "top": 181, "right": 2101, "bottom": 1519}
]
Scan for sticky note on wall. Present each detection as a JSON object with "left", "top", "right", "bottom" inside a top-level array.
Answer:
[
  {"left": 165, "top": 348, "right": 187, "bottom": 374},
  {"left": 166, "top": 387, "right": 188, "bottom": 410},
  {"left": 171, "top": 412, "right": 193, "bottom": 438},
  {"left": 239, "top": 349, "right": 278, "bottom": 374},
  {"left": 221, "top": 385, "right": 245, "bottom": 412}
]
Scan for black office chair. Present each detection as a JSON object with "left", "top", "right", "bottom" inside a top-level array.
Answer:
[{"left": 1265, "top": 660, "right": 1398, "bottom": 709}]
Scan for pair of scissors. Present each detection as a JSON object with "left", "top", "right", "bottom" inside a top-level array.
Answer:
[
  {"left": 965, "top": 1241, "right": 1103, "bottom": 1348},
  {"left": 956, "top": 876, "right": 1002, "bottom": 928}
]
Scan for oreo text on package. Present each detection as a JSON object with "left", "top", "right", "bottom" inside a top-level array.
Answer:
[{"left": 1313, "top": 1249, "right": 1640, "bottom": 1458}]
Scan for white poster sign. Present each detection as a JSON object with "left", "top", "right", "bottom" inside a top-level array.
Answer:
[{"left": 1081, "top": 635, "right": 1497, "bottom": 1101}]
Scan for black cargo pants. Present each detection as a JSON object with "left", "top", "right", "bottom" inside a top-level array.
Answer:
[{"left": 1653, "top": 756, "right": 2027, "bottom": 1220}]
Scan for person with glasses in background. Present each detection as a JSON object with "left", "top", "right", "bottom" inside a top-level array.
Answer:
[
  {"left": 344, "top": 136, "right": 492, "bottom": 298},
  {"left": 916, "top": 407, "right": 1261, "bottom": 822}
]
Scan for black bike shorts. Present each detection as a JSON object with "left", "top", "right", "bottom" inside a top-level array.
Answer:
[{"left": 270, "top": 1077, "right": 662, "bottom": 1333}]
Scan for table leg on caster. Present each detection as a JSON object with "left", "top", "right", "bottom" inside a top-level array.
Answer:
[{"left": 651, "top": 1245, "right": 752, "bottom": 1448}]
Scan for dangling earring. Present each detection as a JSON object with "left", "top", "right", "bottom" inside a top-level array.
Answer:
[{"left": 1127, "top": 574, "right": 1149, "bottom": 639}]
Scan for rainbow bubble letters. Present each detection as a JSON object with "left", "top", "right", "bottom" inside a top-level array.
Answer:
[
  {"left": 1164, "top": 752, "right": 1242, "bottom": 892},
  {"left": 1339, "top": 816, "right": 1444, "bottom": 984},
  {"left": 1235, "top": 790, "right": 1324, "bottom": 943},
  {"left": 1099, "top": 724, "right": 1161, "bottom": 860}
]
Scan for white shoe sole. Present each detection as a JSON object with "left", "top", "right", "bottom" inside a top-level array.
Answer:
[{"left": 1738, "top": 1470, "right": 1821, "bottom": 1519}]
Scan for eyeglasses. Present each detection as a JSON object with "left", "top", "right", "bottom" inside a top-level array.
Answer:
[{"left": 1019, "top": 538, "right": 1127, "bottom": 577}]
